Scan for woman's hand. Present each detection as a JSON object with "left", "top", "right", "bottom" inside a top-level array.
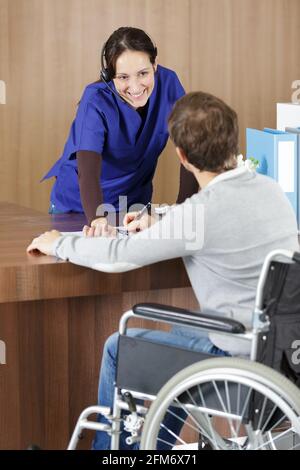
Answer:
[
  {"left": 88, "top": 217, "right": 117, "bottom": 237},
  {"left": 26, "top": 230, "right": 62, "bottom": 256},
  {"left": 123, "top": 211, "right": 156, "bottom": 233},
  {"left": 90, "top": 217, "right": 108, "bottom": 227},
  {"left": 83, "top": 217, "right": 117, "bottom": 238}
]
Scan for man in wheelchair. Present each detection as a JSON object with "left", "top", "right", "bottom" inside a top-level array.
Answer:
[{"left": 28, "top": 92, "right": 300, "bottom": 450}]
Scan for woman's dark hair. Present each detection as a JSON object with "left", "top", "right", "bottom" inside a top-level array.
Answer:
[
  {"left": 168, "top": 92, "right": 239, "bottom": 173},
  {"left": 101, "top": 27, "right": 157, "bottom": 81}
]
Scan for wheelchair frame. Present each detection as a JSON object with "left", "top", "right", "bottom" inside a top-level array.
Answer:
[{"left": 68, "top": 249, "right": 300, "bottom": 450}]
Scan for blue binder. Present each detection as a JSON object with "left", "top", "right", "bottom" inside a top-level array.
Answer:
[{"left": 246, "top": 128, "right": 298, "bottom": 224}]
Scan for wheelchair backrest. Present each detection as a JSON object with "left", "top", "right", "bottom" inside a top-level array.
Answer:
[{"left": 257, "top": 261, "right": 300, "bottom": 387}]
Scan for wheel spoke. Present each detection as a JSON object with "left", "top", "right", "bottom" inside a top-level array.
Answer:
[{"left": 141, "top": 358, "right": 300, "bottom": 450}]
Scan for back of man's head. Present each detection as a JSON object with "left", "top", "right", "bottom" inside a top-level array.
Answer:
[{"left": 168, "top": 92, "right": 239, "bottom": 173}]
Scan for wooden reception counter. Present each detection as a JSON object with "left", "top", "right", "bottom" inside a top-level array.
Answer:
[{"left": 0, "top": 202, "right": 198, "bottom": 449}]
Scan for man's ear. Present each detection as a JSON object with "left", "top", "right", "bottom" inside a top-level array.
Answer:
[
  {"left": 175, "top": 147, "right": 189, "bottom": 167},
  {"left": 153, "top": 61, "right": 158, "bottom": 73}
]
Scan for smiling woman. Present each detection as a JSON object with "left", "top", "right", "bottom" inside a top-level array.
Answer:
[
  {"left": 42, "top": 27, "right": 194, "bottom": 228},
  {"left": 114, "top": 50, "right": 156, "bottom": 107}
]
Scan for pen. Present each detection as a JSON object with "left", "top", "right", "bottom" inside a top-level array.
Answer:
[
  {"left": 133, "top": 202, "right": 152, "bottom": 221},
  {"left": 115, "top": 202, "right": 151, "bottom": 234}
]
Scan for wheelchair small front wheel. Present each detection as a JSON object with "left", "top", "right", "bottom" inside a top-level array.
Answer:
[{"left": 140, "top": 357, "right": 300, "bottom": 450}]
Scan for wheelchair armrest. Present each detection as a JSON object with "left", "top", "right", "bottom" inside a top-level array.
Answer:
[{"left": 132, "top": 303, "right": 246, "bottom": 334}]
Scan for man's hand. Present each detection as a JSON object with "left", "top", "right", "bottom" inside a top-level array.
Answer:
[
  {"left": 83, "top": 211, "right": 157, "bottom": 237},
  {"left": 123, "top": 211, "right": 156, "bottom": 233},
  {"left": 26, "top": 230, "right": 62, "bottom": 256}
]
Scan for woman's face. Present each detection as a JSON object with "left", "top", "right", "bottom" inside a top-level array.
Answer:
[{"left": 113, "top": 50, "right": 156, "bottom": 109}]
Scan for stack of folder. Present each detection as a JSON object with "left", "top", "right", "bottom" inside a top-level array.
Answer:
[{"left": 246, "top": 128, "right": 299, "bottom": 226}]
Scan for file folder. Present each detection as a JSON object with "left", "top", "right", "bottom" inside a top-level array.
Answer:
[
  {"left": 246, "top": 128, "right": 298, "bottom": 223},
  {"left": 285, "top": 127, "right": 300, "bottom": 226}
]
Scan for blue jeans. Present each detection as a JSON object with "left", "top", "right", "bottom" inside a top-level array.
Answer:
[{"left": 92, "top": 327, "right": 230, "bottom": 450}]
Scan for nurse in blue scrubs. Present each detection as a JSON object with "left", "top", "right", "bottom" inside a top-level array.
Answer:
[{"left": 43, "top": 27, "right": 198, "bottom": 226}]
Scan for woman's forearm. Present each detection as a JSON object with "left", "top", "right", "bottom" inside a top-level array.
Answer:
[{"left": 77, "top": 150, "right": 103, "bottom": 224}]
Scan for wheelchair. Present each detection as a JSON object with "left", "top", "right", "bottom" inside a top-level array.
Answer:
[{"left": 68, "top": 249, "right": 300, "bottom": 450}]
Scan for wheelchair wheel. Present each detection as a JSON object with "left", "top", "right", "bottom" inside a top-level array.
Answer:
[{"left": 140, "top": 357, "right": 300, "bottom": 450}]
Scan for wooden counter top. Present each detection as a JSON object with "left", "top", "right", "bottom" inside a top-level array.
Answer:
[{"left": 0, "top": 202, "right": 190, "bottom": 303}]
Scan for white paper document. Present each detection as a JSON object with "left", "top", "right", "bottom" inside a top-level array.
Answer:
[
  {"left": 61, "top": 230, "right": 128, "bottom": 239},
  {"left": 61, "top": 231, "right": 84, "bottom": 236}
]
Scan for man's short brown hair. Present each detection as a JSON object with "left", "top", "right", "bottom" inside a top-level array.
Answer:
[{"left": 168, "top": 92, "right": 239, "bottom": 173}]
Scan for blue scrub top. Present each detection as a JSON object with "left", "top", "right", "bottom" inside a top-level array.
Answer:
[{"left": 43, "top": 65, "right": 185, "bottom": 213}]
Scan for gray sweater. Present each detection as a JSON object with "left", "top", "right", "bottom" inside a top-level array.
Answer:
[{"left": 52, "top": 167, "right": 299, "bottom": 355}]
